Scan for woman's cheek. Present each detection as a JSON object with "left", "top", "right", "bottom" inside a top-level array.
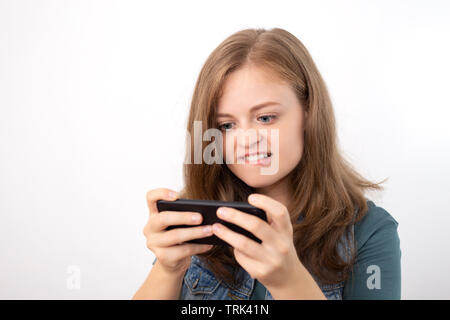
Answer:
[
  {"left": 222, "top": 134, "right": 235, "bottom": 163},
  {"left": 280, "top": 129, "right": 304, "bottom": 169}
]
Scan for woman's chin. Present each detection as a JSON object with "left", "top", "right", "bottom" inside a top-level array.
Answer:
[{"left": 237, "top": 174, "right": 280, "bottom": 189}]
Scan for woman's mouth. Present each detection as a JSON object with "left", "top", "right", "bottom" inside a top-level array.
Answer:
[{"left": 239, "top": 152, "right": 272, "bottom": 166}]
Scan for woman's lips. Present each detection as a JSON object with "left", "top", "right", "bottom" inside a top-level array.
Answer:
[{"left": 238, "top": 152, "right": 272, "bottom": 166}]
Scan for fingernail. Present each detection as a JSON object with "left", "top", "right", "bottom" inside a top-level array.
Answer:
[
  {"left": 192, "top": 214, "right": 201, "bottom": 222},
  {"left": 203, "top": 226, "right": 212, "bottom": 234},
  {"left": 212, "top": 224, "right": 220, "bottom": 232},
  {"left": 217, "top": 207, "right": 227, "bottom": 218}
]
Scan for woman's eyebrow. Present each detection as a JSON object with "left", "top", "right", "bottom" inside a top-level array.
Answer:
[{"left": 216, "top": 101, "right": 282, "bottom": 118}]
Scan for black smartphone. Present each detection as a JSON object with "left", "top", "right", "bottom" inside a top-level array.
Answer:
[{"left": 156, "top": 198, "right": 267, "bottom": 246}]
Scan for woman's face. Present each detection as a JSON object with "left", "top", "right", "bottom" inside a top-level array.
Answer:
[{"left": 216, "top": 64, "right": 306, "bottom": 189}]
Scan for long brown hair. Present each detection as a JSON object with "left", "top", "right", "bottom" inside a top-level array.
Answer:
[{"left": 177, "top": 27, "right": 386, "bottom": 287}]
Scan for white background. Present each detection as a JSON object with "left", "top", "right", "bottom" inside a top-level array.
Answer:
[{"left": 1, "top": 0, "right": 449, "bottom": 299}]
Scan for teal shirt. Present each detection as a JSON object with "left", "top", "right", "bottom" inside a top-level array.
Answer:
[
  {"left": 250, "top": 279, "right": 267, "bottom": 300},
  {"left": 250, "top": 200, "right": 401, "bottom": 299}
]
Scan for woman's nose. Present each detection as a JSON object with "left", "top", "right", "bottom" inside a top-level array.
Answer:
[{"left": 235, "top": 127, "right": 263, "bottom": 149}]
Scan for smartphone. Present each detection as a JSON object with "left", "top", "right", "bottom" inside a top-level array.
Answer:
[{"left": 156, "top": 198, "right": 267, "bottom": 246}]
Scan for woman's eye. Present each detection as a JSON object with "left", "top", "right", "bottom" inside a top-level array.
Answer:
[
  {"left": 218, "top": 123, "right": 234, "bottom": 131},
  {"left": 218, "top": 115, "right": 277, "bottom": 131},
  {"left": 258, "top": 115, "right": 277, "bottom": 123}
]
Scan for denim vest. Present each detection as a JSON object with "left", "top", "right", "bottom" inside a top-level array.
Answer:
[{"left": 179, "top": 214, "right": 355, "bottom": 300}]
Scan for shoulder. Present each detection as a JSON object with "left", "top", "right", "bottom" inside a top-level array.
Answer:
[
  {"left": 353, "top": 199, "right": 400, "bottom": 252},
  {"left": 343, "top": 199, "right": 402, "bottom": 299}
]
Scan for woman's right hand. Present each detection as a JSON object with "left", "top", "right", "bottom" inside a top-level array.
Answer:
[{"left": 143, "top": 188, "right": 214, "bottom": 276}]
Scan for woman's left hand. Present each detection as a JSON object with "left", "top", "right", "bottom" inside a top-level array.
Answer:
[{"left": 212, "top": 193, "right": 305, "bottom": 291}]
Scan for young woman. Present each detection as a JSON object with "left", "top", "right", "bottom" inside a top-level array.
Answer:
[{"left": 133, "top": 28, "right": 401, "bottom": 300}]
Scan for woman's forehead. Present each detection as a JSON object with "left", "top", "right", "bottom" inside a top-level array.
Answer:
[{"left": 217, "top": 75, "right": 290, "bottom": 114}]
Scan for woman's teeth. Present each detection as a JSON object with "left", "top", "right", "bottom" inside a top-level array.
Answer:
[{"left": 244, "top": 153, "right": 271, "bottom": 162}]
